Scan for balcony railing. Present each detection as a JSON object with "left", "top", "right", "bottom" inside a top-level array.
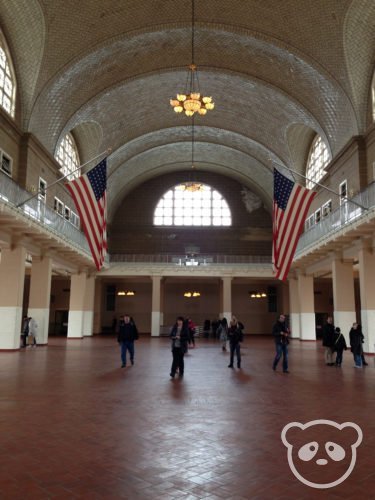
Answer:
[
  {"left": 296, "top": 182, "right": 375, "bottom": 256},
  {"left": 110, "top": 253, "right": 272, "bottom": 264},
  {"left": 0, "top": 171, "right": 91, "bottom": 254}
]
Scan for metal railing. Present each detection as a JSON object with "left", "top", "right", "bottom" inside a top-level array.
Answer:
[
  {"left": 296, "top": 182, "right": 375, "bottom": 256},
  {"left": 0, "top": 171, "right": 91, "bottom": 254},
  {"left": 110, "top": 253, "right": 272, "bottom": 264},
  {"left": 5, "top": 170, "right": 375, "bottom": 265}
]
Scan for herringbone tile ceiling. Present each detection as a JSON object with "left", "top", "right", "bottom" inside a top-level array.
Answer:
[{"left": 1, "top": 0, "right": 374, "bottom": 217}]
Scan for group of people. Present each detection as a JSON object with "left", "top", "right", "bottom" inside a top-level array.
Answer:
[
  {"left": 21, "top": 316, "right": 38, "bottom": 348},
  {"left": 169, "top": 315, "right": 245, "bottom": 378},
  {"left": 116, "top": 313, "right": 370, "bottom": 376},
  {"left": 322, "top": 317, "right": 368, "bottom": 368}
]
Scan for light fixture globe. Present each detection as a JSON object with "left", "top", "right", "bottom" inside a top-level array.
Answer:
[{"left": 184, "top": 98, "right": 201, "bottom": 112}]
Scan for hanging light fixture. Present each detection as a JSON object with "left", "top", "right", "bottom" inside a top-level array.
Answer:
[
  {"left": 181, "top": 117, "right": 204, "bottom": 192},
  {"left": 183, "top": 291, "right": 201, "bottom": 298},
  {"left": 170, "top": 0, "right": 214, "bottom": 117},
  {"left": 117, "top": 290, "right": 136, "bottom": 296}
]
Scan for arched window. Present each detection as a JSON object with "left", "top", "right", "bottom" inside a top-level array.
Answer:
[
  {"left": 0, "top": 33, "right": 16, "bottom": 117},
  {"left": 154, "top": 183, "right": 232, "bottom": 226},
  {"left": 306, "top": 135, "right": 331, "bottom": 189},
  {"left": 55, "top": 133, "right": 80, "bottom": 180}
]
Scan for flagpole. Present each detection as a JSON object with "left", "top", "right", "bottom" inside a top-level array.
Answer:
[
  {"left": 16, "top": 148, "right": 111, "bottom": 208},
  {"left": 270, "top": 159, "right": 368, "bottom": 211}
]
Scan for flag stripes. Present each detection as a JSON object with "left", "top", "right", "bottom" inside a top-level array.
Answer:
[
  {"left": 66, "top": 159, "right": 107, "bottom": 270},
  {"left": 272, "top": 169, "right": 317, "bottom": 281}
]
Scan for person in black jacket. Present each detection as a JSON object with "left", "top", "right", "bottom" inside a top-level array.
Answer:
[
  {"left": 322, "top": 316, "right": 335, "bottom": 366},
  {"left": 117, "top": 314, "right": 138, "bottom": 368},
  {"left": 272, "top": 314, "right": 290, "bottom": 373},
  {"left": 227, "top": 316, "right": 244, "bottom": 369},
  {"left": 332, "top": 327, "right": 347, "bottom": 367},
  {"left": 169, "top": 317, "right": 189, "bottom": 378},
  {"left": 349, "top": 322, "right": 364, "bottom": 368}
]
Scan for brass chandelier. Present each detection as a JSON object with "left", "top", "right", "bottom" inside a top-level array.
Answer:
[{"left": 170, "top": 0, "right": 214, "bottom": 117}]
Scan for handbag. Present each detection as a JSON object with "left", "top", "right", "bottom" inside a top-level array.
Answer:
[{"left": 27, "top": 334, "right": 34, "bottom": 345}]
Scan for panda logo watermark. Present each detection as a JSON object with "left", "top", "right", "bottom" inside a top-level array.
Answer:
[{"left": 281, "top": 420, "right": 363, "bottom": 489}]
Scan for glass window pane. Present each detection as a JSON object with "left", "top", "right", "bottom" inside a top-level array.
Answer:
[
  {"left": 306, "top": 135, "right": 331, "bottom": 189},
  {"left": 153, "top": 182, "right": 232, "bottom": 227}
]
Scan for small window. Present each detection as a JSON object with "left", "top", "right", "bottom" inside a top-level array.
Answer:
[
  {"left": 70, "top": 211, "right": 80, "bottom": 228},
  {"left": 54, "top": 197, "right": 64, "bottom": 216},
  {"left": 305, "top": 214, "right": 315, "bottom": 231},
  {"left": 322, "top": 200, "right": 332, "bottom": 218},
  {"left": 339, "top": 180, "right": 347, "bottom": 205},
  {"left": 38, "top": 177, "right": 47, "bottom": 201},
  {"left": 315, "top": 209, "right": 321, "bottom": 224},
  {"left": 0, "top": 149, "right": 12, "bottom": 176},
  {"left": 64, "top": 206, "right": 70, "bottom": 220}
]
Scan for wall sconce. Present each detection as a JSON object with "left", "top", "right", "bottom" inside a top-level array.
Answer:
[
  {"left": 249, "top": 292, "right": 267, "bottom": 298},
  {"left": 184, "top": 291, "right": 201, "bottom": 298},
  {"left": 117, "top": 290, "right": 135, "bottom": 296}
]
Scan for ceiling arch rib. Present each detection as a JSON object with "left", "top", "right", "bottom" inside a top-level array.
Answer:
[
  {"left": 27, "top": 25, "right": 356, "bottom": 157},
  {"left": 343, "top": 0, "right": 375, "bottom": 130},
  {"left": 108, "top": 141, "right": 274, "bottom": 221},
  {"left": 286, "top": 124, "right": 323, "bottom": 176},
  {"left": 70, "top": 121, "right": 103, "bottom": 170},
  {"left": 56, "top": 70, "right": 320, "bottom": 170},
  {"left": 107, "top": 126, "right": 285, "bottom": 180}
]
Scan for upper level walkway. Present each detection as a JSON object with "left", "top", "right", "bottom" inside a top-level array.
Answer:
[{"left": 3, "top": 167, "right": 375, "bottom": 275}]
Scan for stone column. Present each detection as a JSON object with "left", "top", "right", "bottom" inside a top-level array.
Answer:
[
  {"left": 358, "top": 246, "right": 375, "bottom": 353},
  {"left": 221, "top": 277, "right": 232, "bottom": 321},
  {"left": 28, "top": 256, "right": 52, "bottom": 345},
  {"left": 0, "top": 246, "right": 27, "bottom": 350},
  {"left": 83, "top": 275, "right": 96, "bottom": 337},
  {"left": 151, "top": 276, "right": 162, "bottom": 337},
  {"left": 331, "top": 258, "right": 356, "bottom": 343},
  {"left": 288, "top": 277, "right": 300, "bottom": 339},
  {"left": 298, "top": 274, "right": 316, "bottom": 340},
  {"left": 67, "top": 272, "right": 87, "bottom": 339}
]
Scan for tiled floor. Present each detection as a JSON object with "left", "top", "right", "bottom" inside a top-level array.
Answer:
[{"left": 0, "top": 336, "right": 374, "bottom": 499}]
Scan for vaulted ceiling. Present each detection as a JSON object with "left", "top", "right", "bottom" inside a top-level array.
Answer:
[{"left": 1, "top": 0, "right": 374, "bottom": 220}]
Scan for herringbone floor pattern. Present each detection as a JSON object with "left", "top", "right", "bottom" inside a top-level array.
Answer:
[{"left": 0, "top": 336, "right": 374, "bottom": 499}]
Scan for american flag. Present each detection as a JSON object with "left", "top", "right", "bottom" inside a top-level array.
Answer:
[
  {"left": 272, "top": 168, "right": 317, "bottom": 281},
  {"left": 66, "top": 159, "right": 107, "bottom": 270}
]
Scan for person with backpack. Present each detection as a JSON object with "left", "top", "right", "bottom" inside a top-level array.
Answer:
[{"left": 332, "top": 327, "right": 347, "bottom": 367}]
